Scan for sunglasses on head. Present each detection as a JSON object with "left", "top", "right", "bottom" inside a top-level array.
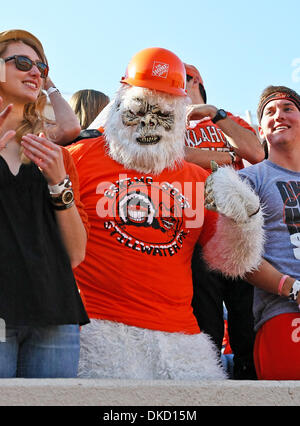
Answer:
[{"left": 4, "top": 55, "right": 49, "bottom": 78}]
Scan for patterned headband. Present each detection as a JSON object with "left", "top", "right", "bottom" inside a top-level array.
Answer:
[{"left": 258, "top": 91, "right": 300, "bottom": 123}]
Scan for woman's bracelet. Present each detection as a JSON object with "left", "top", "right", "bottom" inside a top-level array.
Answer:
[
  {"left": 48, "top": 175, "right": 71, "bottom": 195},
  {"left": 46, "top": 86, "right": 61, "bottom": 96}
]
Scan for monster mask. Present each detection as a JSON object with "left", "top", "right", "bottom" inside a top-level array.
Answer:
[{"left": 104, "top": 85, "right": 189, "bottom": 175}]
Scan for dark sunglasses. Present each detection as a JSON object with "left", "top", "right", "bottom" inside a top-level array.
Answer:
[
  {"left": 4, "top": 55, "right": 49, "bottom": 78},
  {"left": 186, "top": 74, "right": 193, "bottom": 82}
]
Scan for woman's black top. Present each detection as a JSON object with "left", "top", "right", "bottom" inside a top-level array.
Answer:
[{"left": 0, "top": 156, "right": 89, "bottom": 326}]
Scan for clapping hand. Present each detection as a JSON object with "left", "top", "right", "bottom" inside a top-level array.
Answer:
[{"left": 21, "top": 133, "right": 66, "bottom": 185}]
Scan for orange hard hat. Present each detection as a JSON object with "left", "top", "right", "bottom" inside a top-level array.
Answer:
[
  {"left": 184, "top": 63, "right": 204, "bottom": 87},
  {"left": 121, "top": 47, "right": 187, "bottom": 97}
]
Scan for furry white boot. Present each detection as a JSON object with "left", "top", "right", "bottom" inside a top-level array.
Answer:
[
  {"left": 78, "top": 319, "right": 227, "bottom": 380},
  {"left": 203, "top": 165, "right": 264, "bottom": 278}
]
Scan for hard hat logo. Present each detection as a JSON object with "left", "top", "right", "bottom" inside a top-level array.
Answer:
[{"left": 152, "top": 62, "right": 169, "bottom": 79}]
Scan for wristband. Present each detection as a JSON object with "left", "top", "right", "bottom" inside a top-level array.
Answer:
[
  {"left": 46, "top": 86, "right": 60, "bottom": 96},
  {"left": 229, "top": 151, "right": 236, "bottom": 164},
  {"left": 288, "top": 280, "right": 300, "bottom": 301},
  {"left": 48, "top": 175, "right": 72, "bottom": 195},
  {"left": 278, "top": 274, "right": 289, "bottom": 295}
]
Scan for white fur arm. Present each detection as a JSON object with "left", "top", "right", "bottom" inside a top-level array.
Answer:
[{"left": 202, "top": 165, "right": 264, "bottom": 278}]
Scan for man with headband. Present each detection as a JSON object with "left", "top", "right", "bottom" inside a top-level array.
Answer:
[
  {"left": 184, "top": 62, "right": 265, "bottom": 379},
  {"left": 239, "top": 85, "right": 300, "bottom": 380}
]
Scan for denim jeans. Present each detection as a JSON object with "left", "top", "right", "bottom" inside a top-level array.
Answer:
[{"left": 0, "top": 324, "right": 80, "bottom": 378}]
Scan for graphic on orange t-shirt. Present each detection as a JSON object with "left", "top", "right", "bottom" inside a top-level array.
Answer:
[{"left": 101, "top": 175, "right": 194, "bottom": 256}]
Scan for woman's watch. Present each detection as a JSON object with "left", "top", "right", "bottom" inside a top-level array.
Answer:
[
  {"left": 51, "top": 189, "right": 74, "bottom": 210},
  {"left": 48, "top": 175, "right": 74, "bottom": 210}
]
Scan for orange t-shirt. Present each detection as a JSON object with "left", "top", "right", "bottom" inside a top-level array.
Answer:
[
  {"left": 185, "top": 112, "right": 256, "bottom": 172},
  {"left": 68, "top": 136, "right": 218, "bottom": 334}
]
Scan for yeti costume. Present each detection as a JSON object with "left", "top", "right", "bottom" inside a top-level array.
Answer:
[{"left": 68, "top": 48, "right": 264, "bottom": 380}]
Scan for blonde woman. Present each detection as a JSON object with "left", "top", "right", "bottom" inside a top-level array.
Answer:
[{"left": 0, "top": 29, "right": 89, "bottom": 378}]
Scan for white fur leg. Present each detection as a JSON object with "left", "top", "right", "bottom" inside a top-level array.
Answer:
[
  {"left": 203, "top": 166, "right": 264, "bottom": 278},
  {"left": 78, "top": 320, "right": 227, "bottom": 380}
]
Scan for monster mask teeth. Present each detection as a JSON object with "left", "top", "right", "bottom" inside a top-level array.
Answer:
[{"left": 136, "top": 135, "right": 161, "bottom": 145}]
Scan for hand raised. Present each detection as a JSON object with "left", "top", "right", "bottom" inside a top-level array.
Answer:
[
  {"left": 21, "top": 133, "right": 66, "bottom": 185},
  {"left": 186, "top": 104, "right": 218, "bottom": 126}
]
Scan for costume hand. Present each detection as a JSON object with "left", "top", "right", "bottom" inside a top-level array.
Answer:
[
  {"left": 186, "top": 104, "right": 218, "bottom": 126},
  {"left": 0, "top": 97, "right": 16, "bottom": 151},
  {"left": 204, "top": 161, "right": 261, "bottom": 222},
  {"left": 21, "top": 133, "right": 66, "bottom": 185}
]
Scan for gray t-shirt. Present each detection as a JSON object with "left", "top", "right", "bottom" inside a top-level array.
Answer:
[{"left": 239, "top": 160, "right": 300, "bottom": 331}]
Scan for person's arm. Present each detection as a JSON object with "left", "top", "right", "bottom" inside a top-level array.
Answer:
[
  {"left": 186, "top": 104, "right": 265, "bottom": 165},
  {"left": 217, "top": 115, "right": 264, "bottom": 163},
  {"left": 21, "top": 133, "right": 87, "bottom": 268},
  {"left": 245, "top": 258, "right": 300, "bottom": 305},
  {"left": 184, "top": 146, "right": 241, "bottom": 169},
  {"left": 43, "top": 77, "right": 81, "bottom": 145}
]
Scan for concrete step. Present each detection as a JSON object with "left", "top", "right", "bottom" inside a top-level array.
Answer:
[{"left": 0, "top": 379, "right": 299, "bottom": 406}]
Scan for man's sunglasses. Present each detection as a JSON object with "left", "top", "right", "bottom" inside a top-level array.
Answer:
[
  {"left": 186, "top": 74, "right": 193, "bottom": 82},
  {"left": 4, "top": 55, "right": 49, "bottom": 79}
]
